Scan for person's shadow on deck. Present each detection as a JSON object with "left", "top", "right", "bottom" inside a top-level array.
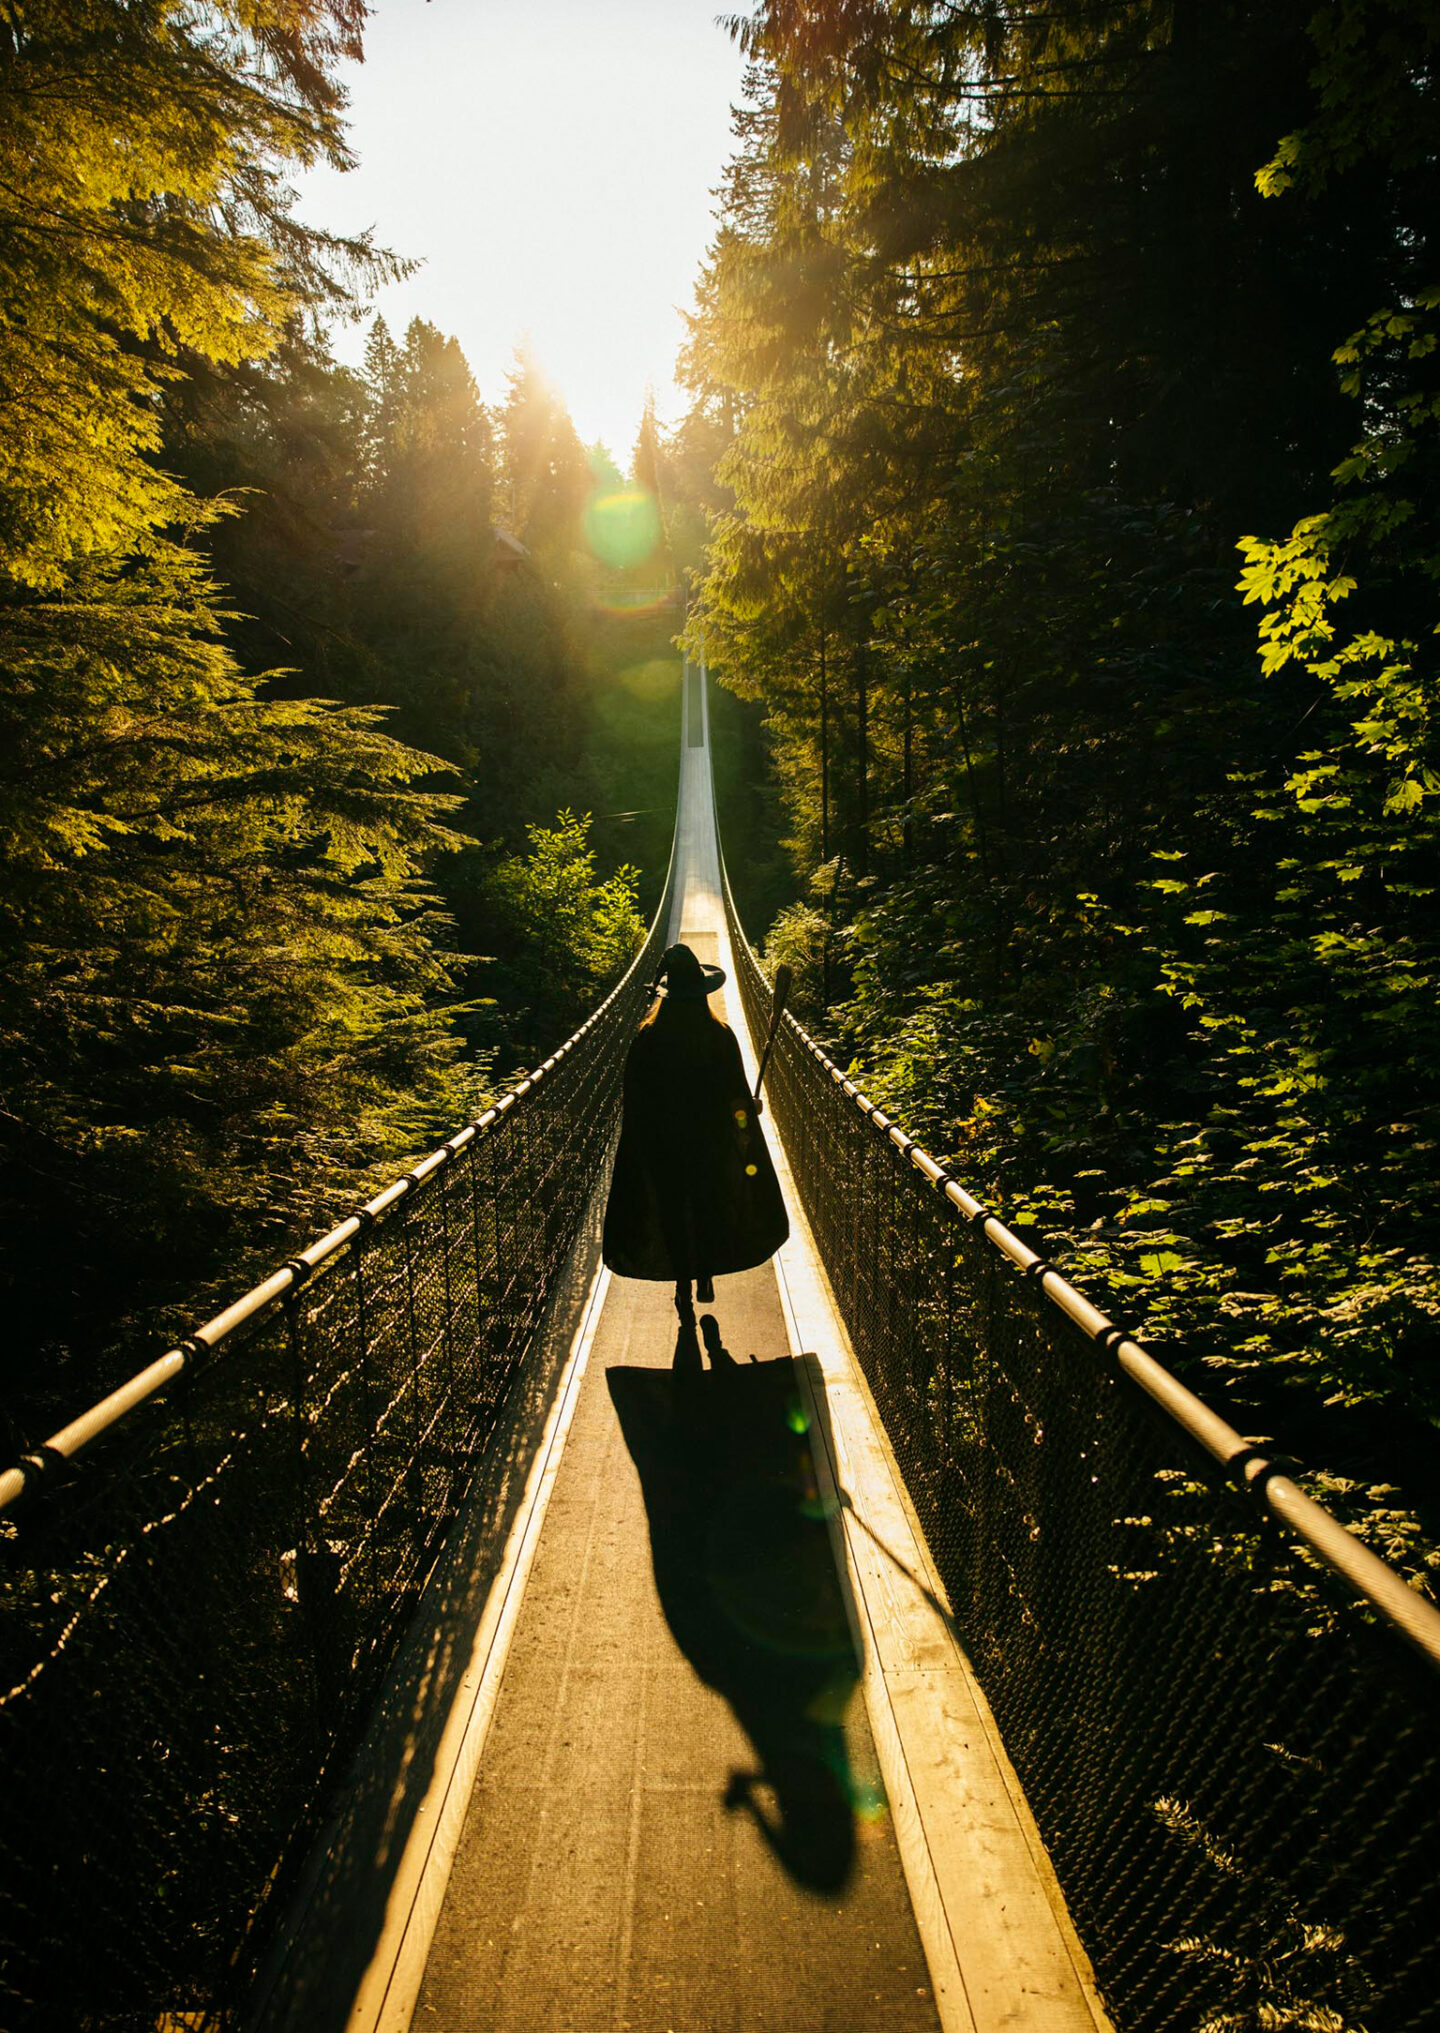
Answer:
[{"left": 606, "top": 1315, "right": 860, "bottom": 1895}]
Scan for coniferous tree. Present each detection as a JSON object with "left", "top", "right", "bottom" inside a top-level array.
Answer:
[
  {"left": 631, "top": 389, "right": 664, "bottom": 513},
  {"left": 360, "top": 315, "right": 405, "bottom": 487},
  {"left": 687, "top": 0, "right": 1440, "bottom": 1573},
  {"left": 0, "top": 3, "right": 474, "bottom": 1422},
  {"left": 498, "top": 347, "right": 592, "bottom": 565},
  {"left": 0, "top": 0, "right": 389, "bottom": 589}
]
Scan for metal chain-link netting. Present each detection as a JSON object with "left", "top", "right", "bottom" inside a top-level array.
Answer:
[
  {"left": 727, "top": 875, "right": 1440, "bottom": 2033},
  {"left": 0, "top": 861, "right": 674, "bottom": 2033}
]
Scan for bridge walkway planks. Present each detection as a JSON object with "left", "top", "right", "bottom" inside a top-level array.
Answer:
[
  {"left": 409, "top": 663, "right": 938, "bottom": 2031},
  {"left": 414, "top": 1269, "right": 937, "bottom": 2033}
]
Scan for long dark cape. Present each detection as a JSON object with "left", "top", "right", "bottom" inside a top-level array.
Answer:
[{"left": 602, "top": 1012, "right": 789, "bottom": 1281}]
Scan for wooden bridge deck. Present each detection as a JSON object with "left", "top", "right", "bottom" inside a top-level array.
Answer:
[{"left": 251, "top": 665, "right": 1109, "bottom": 2033}]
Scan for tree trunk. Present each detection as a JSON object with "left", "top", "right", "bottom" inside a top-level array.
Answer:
[
  {"left": 854, "top": 636, "right": 869, "bottom": 877},
  {"left": 818, "top": 622, "right": 830, "bottom": 865}
]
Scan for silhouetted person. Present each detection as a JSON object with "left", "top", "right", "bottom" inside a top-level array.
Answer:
[{"left": 603, "top": 942, "right": 788, "bottom": 1317}]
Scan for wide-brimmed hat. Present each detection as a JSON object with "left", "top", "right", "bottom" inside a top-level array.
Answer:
[{"left": 653, "top": 941, "right": 726, "bottom": 1000}]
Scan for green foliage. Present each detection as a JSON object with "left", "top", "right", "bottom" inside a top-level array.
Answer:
[
  {"left": 0, "top": 9, "right": 503, "bottom": 1430},
  {"left": 483, "top": 811, "right": 645, "bottom": 1051},
  {"left": 167, "top": 299, "right": 683, "bottom": 963},
  {"left": 1156, "top": 1793, "right": 1372, "bottom": 2033},
  {"left": 573, "top": 608, "right": 685, "bottom": 922},
  {"left": 363, "top": 315, "right": 496, "bottom": 564},
  {"left": 0, "top": 0, "right": 684, "bottom": 1449},
  {"left": 761, "top": 900, "right": 831, "bottom": 1011},
  {"left": 499, "top": 347, "right": 593, "bottom": 568},
  {"left": 0, "top": 0, "right": 388, "bottom": 590},
  {"left": 685, "top": 0, "right": 1440, "bottom": 1576},
  {"left": 0, "top": 538, "right": 481, "bottom": 1410},
  {"left": 1255, "top": 0, "right": 1440, "bottom": 199}
]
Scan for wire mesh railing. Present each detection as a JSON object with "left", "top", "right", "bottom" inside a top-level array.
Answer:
[
  {"left": 724, "top": 864, "right": 1440, "bottom": 2033},
  {"left": 0, "top": 848, "right": 675, "bottom": 2033}
]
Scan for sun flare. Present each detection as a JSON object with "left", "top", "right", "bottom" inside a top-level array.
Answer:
[{"left": 300, "top": 3, "right": 747, "bottom": 463}]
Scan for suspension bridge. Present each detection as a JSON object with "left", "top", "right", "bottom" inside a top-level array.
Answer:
[{"left": 2, "top": 666, "right": 1437, "bottom": 2033}]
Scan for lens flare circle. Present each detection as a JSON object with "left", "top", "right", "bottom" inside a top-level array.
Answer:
[{"left": 583, "top": 485, "right": 661, "bottom": 571}]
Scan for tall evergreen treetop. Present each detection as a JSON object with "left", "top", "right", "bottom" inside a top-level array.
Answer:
[
  {"left": 690, "top": 0, "right": 1440, "bottom": 1575},
  {"left": 0, "top": 4, "right": 474, "bottom": 1418},
  {"left": 499, "top": 348, "right": 591, "bottom": 560},
  {"left": 0, "top": 0, "right": 393, "bottom": 589}
]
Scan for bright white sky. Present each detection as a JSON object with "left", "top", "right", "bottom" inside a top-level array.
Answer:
[{"left": 300, "top": 0, "right": 751, "bottom": 465}]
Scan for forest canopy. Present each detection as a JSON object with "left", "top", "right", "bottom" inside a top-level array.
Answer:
[
  {"left": 0, "top": 4, "right": 659, "bottom": 1439},
  {"left": 5, "top": 0, "right": 1438, "bottom": 1593},
  {"left": 688, "top": 0, "right": 1440, "bottom": 1583}
]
